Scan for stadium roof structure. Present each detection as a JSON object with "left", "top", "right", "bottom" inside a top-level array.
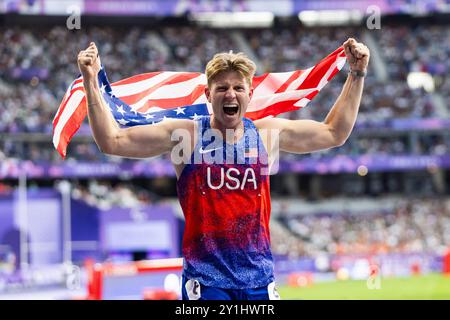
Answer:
[{"left": 2, "top": 0, "right": 449, "bottom": 17}]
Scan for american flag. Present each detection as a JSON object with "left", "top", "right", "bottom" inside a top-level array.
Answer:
[{"left": 52, "top": 47, "right": 346, "bottom": 159}]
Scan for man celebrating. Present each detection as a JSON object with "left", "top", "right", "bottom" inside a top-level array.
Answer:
[{"left": 77, "top": 38, "right": 369, "bottom": 300}]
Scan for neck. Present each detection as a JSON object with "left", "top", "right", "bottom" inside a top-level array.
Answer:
[{"left": 210, "top": 115, "right": 244, "bottom": 144}]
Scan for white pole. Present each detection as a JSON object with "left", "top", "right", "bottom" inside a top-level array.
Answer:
[
  {"left": 60, "top": 180, "right": 72, "bottom": 264},
  {"left": 18, "top": 171, "right": 29, "bottom": 271}
]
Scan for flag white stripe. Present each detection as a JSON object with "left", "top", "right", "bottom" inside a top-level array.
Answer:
[
  {"left": 53, "top": 47, "right": 346, "bottom": 158},
  {"left": 318, "top": 56, "right": 346, "bottom": 90},
  {"left": 248, "top": 88, "right": 317, "bottom": 111},
  {"left": 145, "top": 107, "right": 165, "bottom": 113},
  {"left": 144, "top": 74, "right": 206, "bottom": 100},
  {"left": 192, "top": 95, "right": 208, "bottom": 105},
  {"left": 111, "top": 72, "right": 183, "bottom": 97},
  {"left": 52, "top": 78, "right": 84, "bottom": 138},
  {"left": 72, "top": 82, "right": 84, "bottom": 91},
  {"left": 336, "top": 56, "right": 346, "bottom": 71},
  {"left": 52, "top": 90, "right": 85, "bottom": 149},
  {"left": 252, "top": 71, "right": 295, "bottom": 97},
  {"left": 294, "top": 98, "right": 311, "bottom": 108},
  {"left": 128, "top": 75, "right": 206, "bottom": 111},
  {"left": 248, "top": 57, "right": 344, "bottom": 111},
  {"left": 285, "top": 67, "right": 314, "bottom": 91},
  {"left": 53, "top": 89, "right": 71, "bottom": 122},
  {"left": 206, "top": 102, "right": 213, "bottom": 114}
]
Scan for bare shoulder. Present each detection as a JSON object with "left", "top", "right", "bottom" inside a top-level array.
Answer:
[
  {"left": 124, "top": 118, "right": 196, "bottom": 144},
  {"left": 254, "top": 117, "right": 288, "bottom": 130},
  {"left": 159, "top": 118, "right": 195, "bottom": 131},
  {"left": 254, "top": 117, "right": 279, "bottom": 130},
  {"left": 175, "top": 118, "right": 195, "bottom": 128}
]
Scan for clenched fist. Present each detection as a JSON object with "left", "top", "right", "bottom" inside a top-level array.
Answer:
[
  {"left": 343, "top": 38, "right": 370, "bottom": 73},
  {"left": 77, "top": 42, "right": 101, "bottom": 80}
]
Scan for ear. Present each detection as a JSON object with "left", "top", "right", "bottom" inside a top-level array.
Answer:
[
  {"left": 249, "top": 87, "right": 254, "bottom": 100},
  {"left": 205, "top": 86, "right": 212, "bottom": 103}
]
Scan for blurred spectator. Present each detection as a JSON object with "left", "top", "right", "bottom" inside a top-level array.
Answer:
[
  {"left": 69, "top": 180, "right": 159, "bottom": 210},
  {"left": 271, "top": 198, "right": 450, "bottom": 258},
  {"left": 0, "top": 23, "right": 449, "bottom": 164}
]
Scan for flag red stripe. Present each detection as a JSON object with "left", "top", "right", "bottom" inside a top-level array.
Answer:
[
  {"left": 52, "top": 87, "right": 85, "bottom": 128},
  {"left": 245, "top": 90, "right": 319, "bottom": 120},
  {"left": 119, "top": 73, "right": 202, "bottom": 106},
  {"left": 137, "top": 84, "right": 206, "bottom": 112},
  {"left": 56, "top": 98, "right": 87, "bottom": 159},
  {"left": 112, "top": 71, "right": 163, "bottom": 86},
  {"left": 52, "top": 79, "right": 84, "bottom": 123},
  {"left": 251, "top": 73, "right": 270, "bottom": 89},
  {"left": 53, "top": 46, "right": 346, "bottom": 158},
  {"left": 274, "top": 70, "right": 303, "bottom": 93},
  {"left": 297, "top": 48, "right": 344, "bottom": 90},
  {"left": 245, "top": 100, "right": 301, "bottom": 120}
]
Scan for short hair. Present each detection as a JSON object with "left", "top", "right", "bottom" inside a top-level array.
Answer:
[{"left": 205, "top": 51, "right": 256, "bottom": 87}]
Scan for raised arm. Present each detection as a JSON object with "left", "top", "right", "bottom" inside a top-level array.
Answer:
[
  {"left": 77, "top": 42, "right": 193, "bottom": 158},
  {"left": 255, "top": 38, "right": 370, "bottom": 154}
]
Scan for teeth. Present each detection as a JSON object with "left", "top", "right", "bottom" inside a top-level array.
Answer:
[{"left": 223, "top": 104, "right": 239, "bottom": 116}]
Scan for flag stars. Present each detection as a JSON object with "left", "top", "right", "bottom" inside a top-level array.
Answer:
[
  {"left": 117, "top": 118, "right": 129, "bottom": 125},
  {"left": 116, "top": 104, "right": 126, "bottom": 115},
  {"left": 100, "top": 83, "right": 107, "bottom": 94},
  {"left": 175, "top": 107, "right": 186, "bottom": 115},
  {"left": 56, "top": 50, "right": 342, "bottom": 160}
]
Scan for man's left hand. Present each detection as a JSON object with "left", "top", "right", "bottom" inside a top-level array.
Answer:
[{"left": 343, "top": 38, "right": 370, "bottom": 73}]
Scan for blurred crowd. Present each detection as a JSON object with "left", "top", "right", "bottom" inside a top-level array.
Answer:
[
  {"left": 376, "top": 25, "right": 449, "bottom": 82},
  {"left": 301, "top": 133, "right": 450, "bottom": 160},
  {"left": 242, "top": 25, "right": 440, "bottom": 122},
  {"left": 1, "top": 23, "right": 449, "bottom": 163},
  {"left": 52, "top": 178, "right": 450, "bottom": 258},
  {"left": 271, "top": 198, "right": 450, "bottom": 258},
  {"left": 65, "top": 178, "right": 450, "bottom": 258},
  {"left": 1, "top": 22, "right": 450, "bottom": 282},
  {"left": 0, "top": 25, "right": 238, "bottom": 134},
  {"left": 69, "top": 180, "right": 157, "bottom": 210}
]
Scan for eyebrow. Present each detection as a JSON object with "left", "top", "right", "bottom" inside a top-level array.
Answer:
[{"left": 215, "top": 82, "right": 245, "bottom": 87}]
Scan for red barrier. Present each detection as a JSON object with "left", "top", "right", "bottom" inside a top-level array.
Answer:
[
  {"left": 287, "top": 272, "right": 314, "bottom": 287},
  {"left": 84, "top": 258, "right": 183, "bottom": 300},
  {"left": 444, "top": 249, "right": 450, "bottom": 275}
]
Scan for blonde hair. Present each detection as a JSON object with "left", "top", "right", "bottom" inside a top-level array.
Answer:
[{"left": 205, "top": 51, "right": 256, "bottom": 87}]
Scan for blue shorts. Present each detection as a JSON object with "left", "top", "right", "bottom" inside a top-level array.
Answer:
[{"left": 181, "top": 275, "right": 281, "bottom": 300}]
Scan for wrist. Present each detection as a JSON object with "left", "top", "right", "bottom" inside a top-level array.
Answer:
[
  {"left": 348, "top": 69, "right": 367, "bottom": 78},
  {"left": 83, "top": 77, "right": 99, "bottom": 90},
  {"left": 87, "top": 102, "right": 101, "bottom": 107}
]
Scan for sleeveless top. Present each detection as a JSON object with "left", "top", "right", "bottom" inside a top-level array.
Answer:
[{"left": 176, "top": 115, "right": 274, "bottom": 289}]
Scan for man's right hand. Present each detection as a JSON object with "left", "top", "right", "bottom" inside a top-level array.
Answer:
[{"left": 77, "top": 42, "right": 101, "bottom": 80}]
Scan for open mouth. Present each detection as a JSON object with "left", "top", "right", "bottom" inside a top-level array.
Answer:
[{"left": 223, "top": 104, "right": 239, "bottom": 116}]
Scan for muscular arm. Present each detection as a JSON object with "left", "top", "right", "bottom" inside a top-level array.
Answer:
[
  {"left": 83, "top": 77, "right": 119, "bottom": 155},
  {"left": 79, "top": 42, "right": 193, "bottom": 158},
  {"left": 256, "top": 38, "right": 369, "bottom": 154}
]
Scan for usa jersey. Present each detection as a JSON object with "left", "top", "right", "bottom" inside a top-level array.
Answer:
[{"left": 176, "top": 115, "right": 274, "bottom": 289}]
